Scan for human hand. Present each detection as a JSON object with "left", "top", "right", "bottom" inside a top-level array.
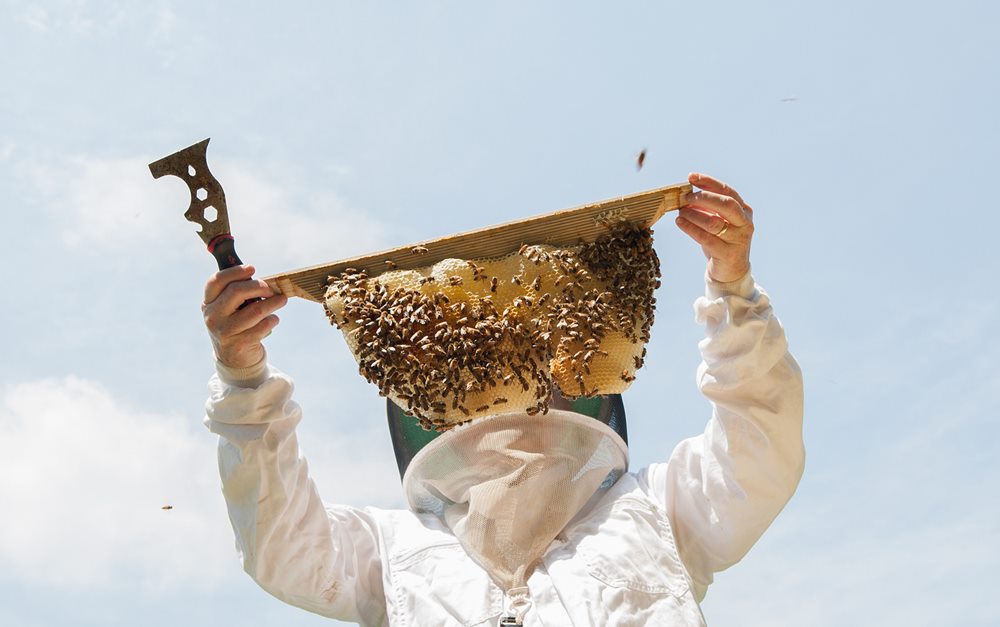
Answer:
[
  {"left": 675, "top": 172, "right": 754, "bottom": 283},
  {"left": 202, "top": 265, "right": 288, "bottom": 369}
]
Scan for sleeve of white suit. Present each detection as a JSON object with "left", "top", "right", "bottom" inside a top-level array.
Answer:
[
  {"left": 204, "top": 355, "right": 387, "bottom": 625},
  {"left": 640, "top": 272, "right": 806, "bottom": 601}
]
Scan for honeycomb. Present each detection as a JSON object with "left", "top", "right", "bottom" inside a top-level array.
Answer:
[{"left": 324, "top": 223, "right": 660, "bottom": 430}]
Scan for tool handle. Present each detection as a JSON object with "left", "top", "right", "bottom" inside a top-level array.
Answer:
[{"left": 209, "top": 235, "right": 263, "bottom": 309}]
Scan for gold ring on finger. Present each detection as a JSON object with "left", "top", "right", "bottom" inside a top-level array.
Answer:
[{"left": 717, "top": 220, "right": 730, "bottom": 238}]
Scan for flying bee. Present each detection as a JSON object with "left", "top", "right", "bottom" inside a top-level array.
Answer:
[
  {"left": 636, "top": 149, "right": 646, "bottom": 171},
  {"left": 411, "top": 245, "right": 429, "bottom": 255}
]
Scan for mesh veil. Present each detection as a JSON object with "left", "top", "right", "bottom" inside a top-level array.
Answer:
[
  {"left": 387, "top": 394, "right": 628, "bottom": 480},
  {"left": 401, "top": 409, "right": 629, "bottom": 619}
]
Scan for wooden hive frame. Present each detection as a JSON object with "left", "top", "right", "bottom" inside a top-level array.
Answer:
[{"left": 265, "top": 182, "right": 691, "bottom": 302}]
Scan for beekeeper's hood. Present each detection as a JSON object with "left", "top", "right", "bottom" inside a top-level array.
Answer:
[{"left": 394, "top": 393, "right": 629, "bottom": 624}]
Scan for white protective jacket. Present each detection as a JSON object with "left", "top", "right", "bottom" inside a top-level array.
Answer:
[{"left": 204, "top": 273, "right": 805, "bottom": 626}]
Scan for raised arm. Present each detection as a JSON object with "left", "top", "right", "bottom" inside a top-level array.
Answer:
[
  {"left": 201, "top": 266, "right": 386, "bottom": 624},
  {"left": 641, "top": 174, "right": 805, "bottom": 600}
]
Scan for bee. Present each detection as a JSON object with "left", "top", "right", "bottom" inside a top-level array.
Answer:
[
  {"left": 636, "top": 149, "right": 646, "bottom": 171},
  {"left": 384, "top": 260, "right": 398, "bottom": 270},
  {"left": 161, "top": 505, "right": 173, "bottom": 510},
  {"left": 411, "top": 245, "right": 429, "bottom": 255}
]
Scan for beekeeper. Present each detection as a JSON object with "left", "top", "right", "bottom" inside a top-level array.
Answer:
[{"left": 201, "top": 173, "right": 805, "bottom": 626}]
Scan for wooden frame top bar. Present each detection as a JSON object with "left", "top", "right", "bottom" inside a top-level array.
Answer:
[{"left": 264, "top": 182, "right": 691, "bottom": 303}]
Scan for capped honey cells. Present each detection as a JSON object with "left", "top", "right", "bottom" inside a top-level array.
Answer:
[{"left": 324, "top": 223, "right": 661, "bottom": 431}]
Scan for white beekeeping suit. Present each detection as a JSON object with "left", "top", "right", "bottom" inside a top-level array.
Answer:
[{"left": 205, "top": 272, "right": 804, "bottom": 626}]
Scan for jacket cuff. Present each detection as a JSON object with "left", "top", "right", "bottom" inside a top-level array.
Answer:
[
  {"left": 705, "top": 269, "right": 756, "bottom": 300},
  {"left": 215, "top": 351, "right": 270, "bottom": 389}
]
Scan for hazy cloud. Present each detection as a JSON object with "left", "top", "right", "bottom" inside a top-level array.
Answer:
[
  {"left": 30, "top": 155, "right": 194, "bottom": 251},
  {"left": 0, "top": 377, "right": 232, "bottom": 589},
  {"left": 215, "top": 162, "right": 389, "bottom": 271},
  {"left": 19, "top": 4, "right": 50, "bottom": 32},
  {"left": 24, "top": 154, "right": 390, "bottom": 272},
  {"left": 0, "top": 375, "right": 407, "bottom": 592},
  {"left": 150, "top": 1, "right": 176, "bottom": 41},
  {"left": 10, "top": 1, "right": 148, "bottom": 37}
]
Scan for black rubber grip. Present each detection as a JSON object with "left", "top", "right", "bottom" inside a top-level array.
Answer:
[
  {"left": 210, "top": 236, "right": 263, "bottom": 310},
  {"left": 210, "top": 236, "right": 243, "bottom": 270}
]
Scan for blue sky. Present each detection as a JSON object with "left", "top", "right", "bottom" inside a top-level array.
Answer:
[{"left": 1, "top": 1, "right": 998, "bottom": 625}]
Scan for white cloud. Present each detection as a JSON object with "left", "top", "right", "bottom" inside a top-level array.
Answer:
[
  {"left": 19, "top": 4, "right": 49, "bottom": 32},
  {"left": 38, "top": 156, "right": 195, "bottom": 251},
  {"left": 215, "top": 163, "right": 390, "bottom": 271},
  {"left": 12, "top": 2, "right": 176, "bottom": 41},
  {"left": 66, "top": 0, "right": 98, "bottom": 35},
  {"left": 0, "top": 376, "right": 408, "bottom": 592},
  {"left": 0, "top": 377, "right": 232, "bottom": 589},
  {"left": 150, "top": 1, "right": 176, "bottom": 41},
  {"left": 26, "top": 153, "right": 389, "bottom": 273}
]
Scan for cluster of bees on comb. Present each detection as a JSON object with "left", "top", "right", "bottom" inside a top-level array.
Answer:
[{"left": 324, "top": 222, "right": 661, "bottom": 431}]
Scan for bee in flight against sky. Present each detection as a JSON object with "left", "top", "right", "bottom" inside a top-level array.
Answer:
[
  {"left": 636, "top": 149, "right": 646, "bottom": 171},
  {"left": 162, "top": 505, "right": 173, "bottom": 510}
]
